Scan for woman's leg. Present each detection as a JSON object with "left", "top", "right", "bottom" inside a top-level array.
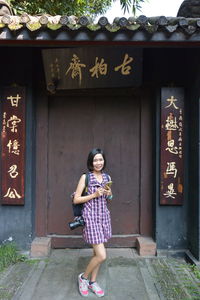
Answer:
[
  {"left": 83, "top": 243, "right": 106, "bottom": 280},
  {"left": 89, "top": 248, "right": 100, "bottom": 282},
  {"left": 90, "top": 248, "right": 100, "bottom": 281}
]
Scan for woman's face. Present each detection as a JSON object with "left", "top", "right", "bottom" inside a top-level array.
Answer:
[{"left": 93, "top": 153, "right": 104, "bottom": 172}]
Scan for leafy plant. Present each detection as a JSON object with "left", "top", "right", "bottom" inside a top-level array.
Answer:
[
  {"left": 120, "top": 0, "right": 146, "bottom": 14},
  {"left": 0, "top": 243, "right": 26, "bottom": 272},
  {"left": 8, "top": 0, "right": 147, "bottom": 16},
  {"left": 190, "top": 264, "right": 200, "bottom": 280}
]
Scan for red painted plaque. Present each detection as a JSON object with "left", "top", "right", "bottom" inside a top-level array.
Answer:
[
  {"left": 1, "top": 87, "right": 26, "bottom": 205},
  {"left": 160, "top": 88, "right": 184, "bottom": 205}
]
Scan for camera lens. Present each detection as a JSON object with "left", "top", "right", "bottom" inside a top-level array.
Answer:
[
  {"left": 68, "top": 217, "right": 85, "bottom": 230},
  {"left": 69, "top": 220, "right": 79, "bottom": 230}
]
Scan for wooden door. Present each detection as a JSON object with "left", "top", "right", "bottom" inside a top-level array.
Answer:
[{"left": 46, "top": 90, "right": 151, "bottom": 248}]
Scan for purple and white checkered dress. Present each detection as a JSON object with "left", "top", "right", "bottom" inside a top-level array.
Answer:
[{"left": 82, "top": 172, "right": 112, "bottom": 245}]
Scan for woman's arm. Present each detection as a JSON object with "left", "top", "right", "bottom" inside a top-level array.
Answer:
[{"left": 73, "top": 174, "right": 103, "bottom": 204}]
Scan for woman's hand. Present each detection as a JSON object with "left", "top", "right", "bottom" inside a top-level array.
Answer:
[
  {"left": 93, "top": 186, "right": 112, "bottom": 199},
  {"left": 104, "top": 186, "right": 112, "bottom": 196},
  {"left": 94, "top": 187, "right": 105, "bottom": 198},
  {"left": 104, "top": 186, "right": 113, "bottom": 201}
]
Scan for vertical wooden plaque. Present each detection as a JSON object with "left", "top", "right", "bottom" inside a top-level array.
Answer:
[
  {"left": 1, "top": 87, "right": 26, "bottom": 205},
  {"left": 160, "top": 88, "right": 184, "bottom": 205}
]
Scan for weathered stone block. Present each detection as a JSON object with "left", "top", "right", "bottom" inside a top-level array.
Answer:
[
  {"left": 136, "top": 236, "right": 156, "bottom": 257},
  {"left": 31, "top": 237, "right": 51, "bottom": 258}
]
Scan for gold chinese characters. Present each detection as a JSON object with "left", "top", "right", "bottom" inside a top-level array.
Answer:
[
  {"left": 61, "top": 53, "right": 134, "bottom": 85},
  {"left": 161, "top": 91, "right": 184, "bottom": 204},
  {"left": 2, "top": 91, "right": 23, "bottom": 201}
]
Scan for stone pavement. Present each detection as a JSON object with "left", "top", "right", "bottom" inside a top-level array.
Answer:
[{"left": 1, "top": 248, "right": 200, "bottom": 300}]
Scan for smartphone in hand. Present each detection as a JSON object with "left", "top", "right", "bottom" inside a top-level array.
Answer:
[{"left": 104, "top": 181, "right": 112, "bottom": 190}]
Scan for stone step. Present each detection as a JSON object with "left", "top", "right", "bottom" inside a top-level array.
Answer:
[
  {"left": 14, "top": 249, "right": 163, "bottom": 300},
  {"left": 107, "top": 256, "right": 150, "bottom": 300},
  {"left": 0, "top": 261, "right": 35, "bottom": 300},
  {"left": 136, "top": 258, "right": 162, "bottom": 300},
  {"left": 136, "top": 237, "right": 156, "bottom": 257},
  {"left": 7, "top": 249, "right": 200, "bottom": 300},
  {"left": 31, "top": 250, "right": 79, "bottom": 300},
  {"left": 13, "top": 261, "right": 46, "bottom": 300},
  {"left": 31, "top": 237, "right": 51, "bottom": 258},
  {"left": 144, "top": 258, "right": 166, "bottom": 300}
]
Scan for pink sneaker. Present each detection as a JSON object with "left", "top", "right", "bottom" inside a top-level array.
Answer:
[
  {"left": 88, "top": 282, "right": 105, "bottom": 297},
  {"left": 78, "top": 273, "right": 89, "bottom": 297}
]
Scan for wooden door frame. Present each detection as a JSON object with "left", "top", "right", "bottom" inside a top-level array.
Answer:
[
  {"left": 140, "top": 90, "right": 153, "bottom": 236},
  {"left": 35, "top": 88, "right": 153, "bottom": 243}
]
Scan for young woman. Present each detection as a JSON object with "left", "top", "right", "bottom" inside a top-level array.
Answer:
[{"left": 73, "top": 148, "right": 112, "bottom": 297}]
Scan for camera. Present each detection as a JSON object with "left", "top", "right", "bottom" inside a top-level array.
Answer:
[{"left": 69, "top": 216, "right": 85, "bottom": 230}]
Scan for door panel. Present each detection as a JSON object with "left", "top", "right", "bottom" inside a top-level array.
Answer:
[{"left": 47, "top": 94, "right": 140, "bottom": 246}]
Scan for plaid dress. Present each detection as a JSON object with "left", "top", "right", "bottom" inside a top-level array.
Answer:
[{"left": 82, "top": 172, "right": 112, "bottom": 245}]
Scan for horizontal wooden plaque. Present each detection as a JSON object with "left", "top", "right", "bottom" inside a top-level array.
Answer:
[{"left": 42, "top": 47, "right": 142, "bottom": 91}]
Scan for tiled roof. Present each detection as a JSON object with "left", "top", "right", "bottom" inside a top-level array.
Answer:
[
  {"left": 0, "top": 14, "right": 199, "bottom": 32},
  {"left": 1, "top": 14, "right": 200, "bottom": 42}
]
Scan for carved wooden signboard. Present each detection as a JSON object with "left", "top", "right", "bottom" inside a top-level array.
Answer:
[
  {"left": 1, "top": 87, "right": 26, "bottom": 205},
  {"left": 160, "top": 88, "right": 184, "bottom": 205},
  {"left": 42, "top": 47, "right": 142, "bottom": 91}
]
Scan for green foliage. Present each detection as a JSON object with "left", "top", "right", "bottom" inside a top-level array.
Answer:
[
  {"left": 152, "top": 259, "right": 200, "bottom": 300},
  {"left": 120, "top": 0, "right": 146, "bottom": 14},
  {"left": 190, "top": 264, "right": 200, "bottom": 280},
  {"left": 8, "top": 0, "right": 146, "bottom": 16},
  {"left": 9, "top": 0, "right": 112, "bottom": 16},
  {"left": 0, "top": 243, "right": 26, "bottom": 272}
]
